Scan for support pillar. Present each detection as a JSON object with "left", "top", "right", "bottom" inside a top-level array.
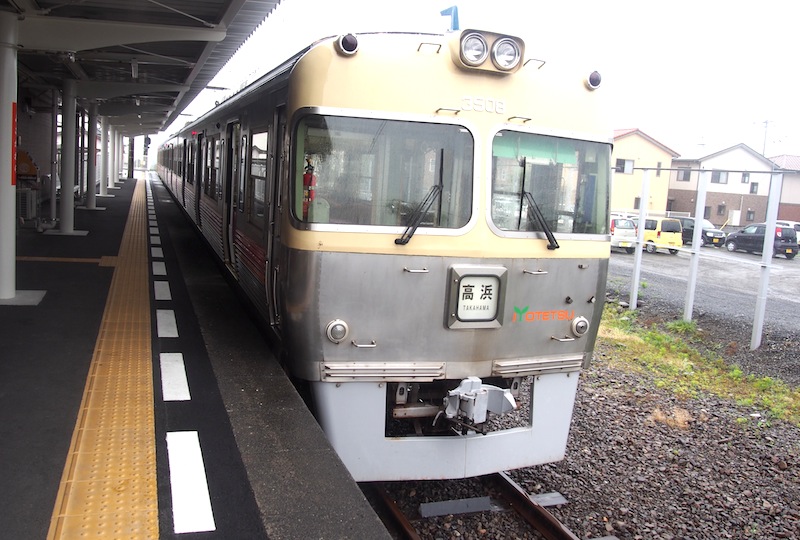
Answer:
[
  {"left": 49, "top": 89, "right": 57, "bottom": 220},
  {"left": 99, "top": 116, "right": 109, "bottom": 197},
  {"left": 77, "top": 107, "right": 85, "bottom": 198},
  {"left": 0, "top": 12, "right": 17, "bottom": 300},
  {"left": 0, "top": 13, "right": 44, "bottom": 304},
  {"left": 58, "top": 79, "right": 76, "bottom": 233},
  {"left": 128, "top": 137, "right": 135, "bottom": 179},
  {"left": 84, "top": 102, "right": 98, "bottom": 209},
  {"left": 109, "top": 126, "right": 117, "bottom": 189},
  {"left": 628, "top": 169, "right": 651, "bottom": 312},
  {"left": 48, "top": 79, "right": 86, "bottom": 236},
  {"left": 116, "top": 131, "right": 123, "bottom": 183}
]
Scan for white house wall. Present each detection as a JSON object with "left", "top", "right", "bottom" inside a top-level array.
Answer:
[
  {"left": 781, "top": 174, "right": 800, "bottom": 200},
  {"left": 701, "top": 149, "right": 772, "bottom": 197}
]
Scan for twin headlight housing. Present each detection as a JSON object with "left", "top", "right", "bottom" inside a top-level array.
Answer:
[{"left": 456, "top": 30, "right": 524, "bottom": 73}]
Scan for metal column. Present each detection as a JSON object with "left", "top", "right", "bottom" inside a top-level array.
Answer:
[
  {"left": 0, "top": 12, "right": 17, "bottom": 300},
  {"left": 49, "top": 89, "right": 58, "bottom": 221},
  {"left": 58, "top": 79, "right": 77, "bottom": 233},
  {"left": 85, "top": 102, "right": 98, "bottom": 209},
  {"left": 128, "top": 137, "right": 135, "bottom": 179},
  {"left": 0, "top": 13, "right": 44, "bottom": 305},
  {"left": 751, "top": 173, "right": 783, "bottom": 350},
  {"left": 628, "top": 169, "right": 651, "bottom": 311},
  {"left": 109, "top": 126, "right": 117, "bottom": 189},
  {"left": 99, "top": 116, "right": 109, "bottom": 197},
  {"left": 683, "top": 170, "right": 711, "bottom": 321}
]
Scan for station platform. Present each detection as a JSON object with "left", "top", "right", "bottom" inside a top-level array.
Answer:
[{"left": 0, "top": 173, "right": 389, "bottom": 539}]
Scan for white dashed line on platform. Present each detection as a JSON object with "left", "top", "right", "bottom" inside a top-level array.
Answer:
[
  {"left": 160, "top": 353, "right": 191, "bottom": 401},
  {"left": 166, "top": 431, "right": 216, "bottom": 534},
  {"left": 156, "top": 309, "right": 179, "bottom": 338}
]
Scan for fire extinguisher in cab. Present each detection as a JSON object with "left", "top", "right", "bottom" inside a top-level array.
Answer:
[{"left": 303, "top": 158, "right": 316, "bottom": 220}]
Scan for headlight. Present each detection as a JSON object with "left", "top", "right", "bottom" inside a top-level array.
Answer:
[
  {"left": 326, "top": 319, "right": 349, "bottom": 344},
  {"left": 571, "top": 316, "right": 590, "bottom": 338},
  {"left": 491, "top": 37, "right": 521, "bottom": 71},
  {"left": 460, "top": 32, "right": 489, "bottom": 66}
]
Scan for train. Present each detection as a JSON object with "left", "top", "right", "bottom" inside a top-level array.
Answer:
[{"left": 157, "top": 27, "right": 612, "bottom": 481}]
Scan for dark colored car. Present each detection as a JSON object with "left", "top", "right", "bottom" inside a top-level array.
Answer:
[
  {"left": 677, "top": 217, "right": 727, "bottom": 247},
  {"left": 724, "top": 223, "right": 798, "bottom": 259}
]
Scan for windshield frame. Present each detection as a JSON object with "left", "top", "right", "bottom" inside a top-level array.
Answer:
[
  {"left": 486, "top": 126, "right": 612, "bottom": 240},
  {"left": 288, "top": 107, "right": 480, "bottom": 237}
]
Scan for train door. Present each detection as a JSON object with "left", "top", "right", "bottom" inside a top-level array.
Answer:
[
  {"left": 266, "top": 106, "right": 287, "bottom": 329},
  {"left": 222, "top": 121, "right": 241, "bottom": 275}
]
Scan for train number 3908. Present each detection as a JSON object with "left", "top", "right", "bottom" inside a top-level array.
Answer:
[{"left": 461, "top": 96, "right": 505, "bottom": 114}]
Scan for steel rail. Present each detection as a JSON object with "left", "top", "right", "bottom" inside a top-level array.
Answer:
[
  {"left": 370, "top": 482, "right": 421, "bottom": 540},
  {"left": 487, "top": 472, "right": 583, "bottom": 540}
]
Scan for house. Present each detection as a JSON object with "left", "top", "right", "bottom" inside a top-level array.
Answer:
[
  {"left": 610, "top": 129, "right": 680, "bottom": 213},
  {"left": 769, "top": 155, "right": 800, "bottom": 221},
  {"left": 668, "top": 144, "right": 775, "bottom": 228}
]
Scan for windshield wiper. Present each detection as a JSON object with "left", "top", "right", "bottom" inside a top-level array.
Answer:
[
  {"left": 395, "top": 184, "right": 442, "bottom": 245},
  {"left": 395, "top": 149, "right": 444, "bottom": 245},
  {"left": 523, "top": 191, "right": 559, "bottom": 250},
  {"left": 520, "top": 156, "right": 559, "bottom": 250}
]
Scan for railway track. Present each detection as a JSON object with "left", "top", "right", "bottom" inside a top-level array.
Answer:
[{"left": 366, "top": 472, "right": 618, "bottom": 540}]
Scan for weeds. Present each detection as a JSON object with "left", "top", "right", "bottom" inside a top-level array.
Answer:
[{"left": 598, "top": 303, "right": 800, "bottom": 427}]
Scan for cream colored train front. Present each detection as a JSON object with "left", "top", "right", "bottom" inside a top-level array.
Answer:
[{"left": 280, "top": 30, "right": 611, "bottom": 481}]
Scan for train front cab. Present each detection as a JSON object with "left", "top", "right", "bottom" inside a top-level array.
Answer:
[
  {"left": 278, "top": 30, "right": 612, "bottom": 481},
  {"left": 157, "top": 28, "right": 612, "bottom": 482}
]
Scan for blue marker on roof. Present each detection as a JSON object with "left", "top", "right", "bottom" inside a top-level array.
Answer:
[{"left": 440, "top": 6, "right": 459, "bottom": 31}]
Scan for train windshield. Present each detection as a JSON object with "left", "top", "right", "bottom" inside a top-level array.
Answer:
[
  {"left": 491, "top": 131, "right": 610, "bottom": 235},
  {"left": 294, "top": 115, "right": 473, "bottom": 228}
]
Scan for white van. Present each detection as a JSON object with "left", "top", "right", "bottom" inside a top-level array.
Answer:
[{"left": 610, "top": 217, "right": 637, "bottom": 254}]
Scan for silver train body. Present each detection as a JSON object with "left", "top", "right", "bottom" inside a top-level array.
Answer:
[{"left": 158, "top": 29, "right": 613, "bottom": 481}]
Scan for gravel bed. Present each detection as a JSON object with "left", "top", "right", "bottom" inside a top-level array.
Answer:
[
  {"left": 384, "top": 286, "right": 800, "bottom": 539},
  {"left": 509, "top": 287, "right": 800, "bottom": 540}
]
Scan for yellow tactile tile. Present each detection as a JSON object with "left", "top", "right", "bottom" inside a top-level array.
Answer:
[{"left": 48, "top": 179, "right": 159, "bottom": 539}]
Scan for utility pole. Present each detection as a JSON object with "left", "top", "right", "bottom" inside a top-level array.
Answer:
[{"left": 762, "top": 120, "right": 770, "bottom": 155}]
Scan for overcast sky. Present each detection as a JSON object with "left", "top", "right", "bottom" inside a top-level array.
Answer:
[{"left": 161, "top": 0, "right": 800, "bottom": 159}]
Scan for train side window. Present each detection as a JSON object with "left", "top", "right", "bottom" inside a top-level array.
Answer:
[
  {"left": 238, "top": 134, "right": 247, "bottom": 213},
  {"left": 203, "top": 138, "right": 212, "bottom": 195},
  {"left": 203, "top": 136, "right": 220, "bottom": 200},
  {"left": 176, "top": 142, "right": 183, "bottom": 178},
  {"left": 187, "top": 141, "right": 195, "bottom": 185},
  {"left": 215, "top": 138, "right": 223, "bottom": 200},
  {"left": 250, "top": 131, "right": 269, "bottom": 227}
]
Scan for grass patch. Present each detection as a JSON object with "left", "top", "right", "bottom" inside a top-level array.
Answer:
[{"left": 597, "top": 303, "right": 800, "bottom": 427}]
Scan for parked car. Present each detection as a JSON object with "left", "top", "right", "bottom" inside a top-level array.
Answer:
[
  {"left": 610, "top": 217, "right": 637, "bottom": 254},
  {"left": 643, "top": 217, "right": 682, "bottom": 254},
  {"left": 677, "top": 217, "right": 727, "bottom": 247},
  {"left": 777, "top": 220, "right": 800, "bottom": 238},
  {"left": 724, "top": 223, "right": 798, "bottom": 259}
]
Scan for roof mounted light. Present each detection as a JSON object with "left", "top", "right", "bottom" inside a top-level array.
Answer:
[
  {"left": 453, "top": 30, "right": 525, "bottom": 73},
  {"left": 491, "top": 37, "right": 521, "bottom": 71},
  {"left": 335, "top": 34, "right": 359, "bottom": 56},
  {"left": 585, "top": 71, "right": 602, "bottom": 90},
  {"left": 460, "top": 32, "right": 489, "bottom": 66}
]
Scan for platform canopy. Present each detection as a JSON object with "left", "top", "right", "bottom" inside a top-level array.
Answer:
[{"left": 2, "top": 0, "right": 282, "bottom": 136}]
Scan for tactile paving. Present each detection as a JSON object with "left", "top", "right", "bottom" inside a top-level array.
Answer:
[{"left": 48, "top": 179, "right": 159, "bottom": 539}]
